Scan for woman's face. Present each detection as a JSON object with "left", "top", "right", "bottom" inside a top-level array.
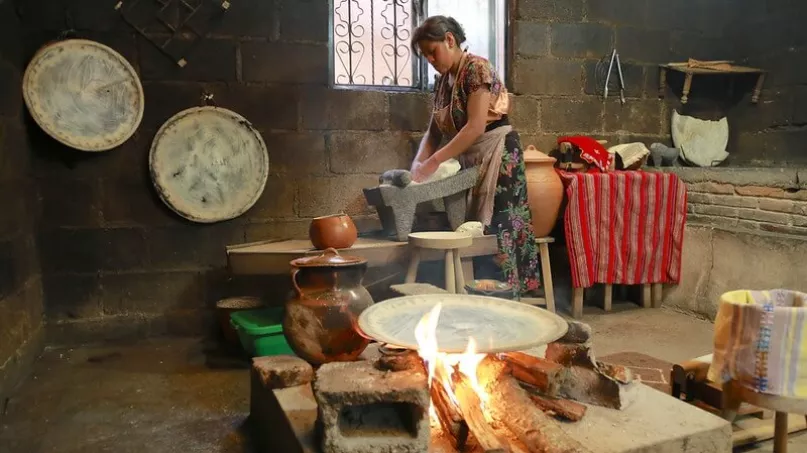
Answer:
[{"left": 418, "top": 33, "right": 457, "bottom": 75}]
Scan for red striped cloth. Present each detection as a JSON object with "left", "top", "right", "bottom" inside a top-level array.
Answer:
[{"left": 558, "top": 170, "right": 688, "bottom": 288}]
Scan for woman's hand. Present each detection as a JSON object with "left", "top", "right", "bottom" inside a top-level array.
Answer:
[{"left": 412, "top": 157, "right": 440, "bottom": 183}]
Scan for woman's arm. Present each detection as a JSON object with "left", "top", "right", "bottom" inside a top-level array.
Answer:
[
  {"left": 412, "top": 114, "right": 442, "bottom": 167},
  {"left": 430, "top": 87, "right": 490, "bottom": 164}
]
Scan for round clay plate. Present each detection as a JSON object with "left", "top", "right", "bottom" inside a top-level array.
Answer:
[
  {"left": 22, "top": 39, "right": 144, "bottom": 152},
  {"left": 149, "top": 106, "right": 269, "bottom": 223},
  {"left": 357, "top": 294, "right": 568, "bottom": 354}
]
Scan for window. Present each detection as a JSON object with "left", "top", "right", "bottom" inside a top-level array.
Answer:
[{"left": 330, "top": 0, "right": 507, "bottom": 90}]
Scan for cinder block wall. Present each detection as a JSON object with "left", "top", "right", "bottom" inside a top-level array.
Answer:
[
  {"left": 6, "top": 0, "right": 804, "bottom": 343},
  {"left": 0, "top": 1, "right": 44, "bottom": 401}
]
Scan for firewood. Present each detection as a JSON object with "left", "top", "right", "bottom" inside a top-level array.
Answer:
[
  {"left": 558, "top": 364, "right": 637, "bottom": 410},
  {"left": 478, "top": 357, "right": 593, "bottom": 453},
  {"left": 431, "top": 378, "right": 469, "bottom": 450},
  {"left": 558, "top": 321, "right": 591, "bottom": 344},
  {"left": 528, "top": 394, "right": 587, "bottom": 422},
  {"left": 451, "top": 370, "right": 507, "bottom": 452},
  {"left": 544, "top": 342, "right": 594, "bottom": 367},
  {"left": 374, "top": 350, "right": 425, "bottom": 373},
  {"left": 501, "top": 352, "right": 568, "bottom": 396}
]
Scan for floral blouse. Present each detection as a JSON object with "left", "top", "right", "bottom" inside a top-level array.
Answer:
[{"left": 433, "top": 53, "right": 510, "bottom": 136}]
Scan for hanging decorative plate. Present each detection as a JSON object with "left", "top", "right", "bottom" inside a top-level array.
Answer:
[
  {"left": 22, "top": 39, "right": 144, "bottom": 152},
  {"left": 149, "top": 106, "right": 269, "bottom": 223},
  {"left": 357, "top": 294, "right": 569, "bottom": 354}
]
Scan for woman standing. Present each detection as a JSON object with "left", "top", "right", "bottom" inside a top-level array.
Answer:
[{"left": 409, "top": 15, "right": 540, "bottom": 297}]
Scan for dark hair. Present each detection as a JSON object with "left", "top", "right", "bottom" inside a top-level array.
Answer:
[{"left": 411, "top": 15, "right": 467, "bottom": 53}]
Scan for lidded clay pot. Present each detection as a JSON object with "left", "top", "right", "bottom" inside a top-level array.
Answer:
[
  {"left": 283, "top": 248, "right": 374, "bottom": 365},
  {"left": 523, "top": 145, "right": 564, "bottom": 237},
  {"left": 309, "top": 213, "right": 358, "bottom": 250}
]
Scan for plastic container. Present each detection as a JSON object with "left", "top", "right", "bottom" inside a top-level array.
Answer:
[{"left": 230, "top": 307, "right": 295, "bottom": 357}]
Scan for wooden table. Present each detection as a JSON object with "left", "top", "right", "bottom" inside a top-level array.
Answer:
[{"left": 659, "top": 62, "right": 766, "bottom": 104}]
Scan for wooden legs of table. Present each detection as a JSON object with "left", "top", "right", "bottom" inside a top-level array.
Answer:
[
  {"left": 752, "top": 73, "right": 766, "bottom": 104},
  {"left": 774, "top": 412, "right": 789, "bottom": 453},
  {"left": 538, "top": 241, "right": 555, "bottom": 313},
  {"left": 405, "top": 247, "right": 467, "bottom": 294},
  {"left": 571, "top": 283, "right": 666, "bottom": 319},
  {"left": 681, "top": 72, "right": 693, "bottom": 104},
  {"left": 405, "top": 248, "right": 421, "bottom": 283}
]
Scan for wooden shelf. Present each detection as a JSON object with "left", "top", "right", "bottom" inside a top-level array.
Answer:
[{"left": 658, "top": 61, "right": 767, "bottom": 104}]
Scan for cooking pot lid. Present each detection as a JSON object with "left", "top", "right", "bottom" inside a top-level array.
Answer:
[
  {"left": 523, "top": 145, "right": 556, "bottom": 164},
  {"left": 291, "top": 247, "right": 366, "bottom": 267}
]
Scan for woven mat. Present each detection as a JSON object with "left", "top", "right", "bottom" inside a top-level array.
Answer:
[{"left": 599, "top": 352, "right": 674, "bottom": 394}]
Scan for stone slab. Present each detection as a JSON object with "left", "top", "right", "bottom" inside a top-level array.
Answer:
[{"left": 260, "top": 367, "right": 732, "bottom": 453}]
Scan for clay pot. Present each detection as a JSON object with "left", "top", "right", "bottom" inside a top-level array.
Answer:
[
  {"left": 215, "top": 296, "right": 264, "bottom": 346},
  {"left": 309, "top": 214, "right": 358, "bottom": 250},
  {"left": 523, "top": 145, "right": 564, "bottom": 237},
  {"left": 283, "top": 248, "right": 374, "bottom": 366}
]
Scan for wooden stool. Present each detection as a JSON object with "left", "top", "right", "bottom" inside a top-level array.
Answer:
[
  {"left": 723, "top": 382, "right": 807, "bottom": 453},
  {"left": 521, "top": 237, "right": 556, "bottom": 313},
  {"left": 405, "top": 232, "right": 473, "bottom": 294}
]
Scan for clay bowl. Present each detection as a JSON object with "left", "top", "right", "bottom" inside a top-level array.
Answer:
[{"left": 309, "top": 214, "right": 358, "bottom": 250}]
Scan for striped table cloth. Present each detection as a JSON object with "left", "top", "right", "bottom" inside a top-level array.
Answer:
[{"left": 558, "top": 170, "right": 688, "bottom": 289}]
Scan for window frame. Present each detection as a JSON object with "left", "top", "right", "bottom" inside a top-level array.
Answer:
[{"left": 327, "top": 0, "right": 512, "bottom": 93}]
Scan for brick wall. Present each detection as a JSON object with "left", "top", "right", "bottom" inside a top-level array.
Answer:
[
  {"left": 675, "top": 168, "right": 807, "bottom": 237},
  {"left": 0, "top": 1, "right": 44, "bottom": 400},
  {"left": 9, "top": 0, "right": 802, "bottom": 342}
]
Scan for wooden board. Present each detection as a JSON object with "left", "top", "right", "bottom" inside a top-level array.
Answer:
[
  {"left": 149, "top": 106, "right": 269, "bottom": 223},
  {"left": 226, "top": 235, "right": 499, "bottom": 275},
  {"left": 357, "top": 294, "right": 569, "bottom": 354},
  {"left": 22, "top": 39, "right": 144, "bottom": 152}
]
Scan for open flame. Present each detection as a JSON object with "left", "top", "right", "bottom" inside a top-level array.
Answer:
[{"left": 414, "top": 303, "right": 489, "bottom": 418}]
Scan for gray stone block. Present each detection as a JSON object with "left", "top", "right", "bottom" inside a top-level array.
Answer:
[
  {"left": 363, "top": 167, "right": 479, "bottom": 241},
  {"left": 313, "top": 361, "right": 430, "bottom": 453},
  {"left": 550, "top": 23, "right": 613, "bottom": 59},
  {"left": 253, "top": 355, "right": 314, "bottom": 389}
]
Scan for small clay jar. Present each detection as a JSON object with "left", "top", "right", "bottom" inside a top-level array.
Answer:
[
  {"left": 283, "top": 248, "right": 374, "bottom": 366},
  {"left": 309, "top": 213, "right": 358, "bottom": 250}
]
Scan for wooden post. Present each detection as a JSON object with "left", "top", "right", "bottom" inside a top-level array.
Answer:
[
  {"left": 539, "top": 242, "right": 555, "bottom": 313},
  {"left": 604, "top": 284, "right": 613, "bottom": 312},
  {"left": 642, "top": 284, "right": 652, "bottom": 308},
  {"left": 652, "top": 283, "right": 663, "bottom": 308},
  {"left": 405, "top": 247, "right": 420, "bottom": 283},
  {"left": 572, "top": 288, "right": 584, "bottom": 319},
  {"left": 445, "top": 249, "right": 456, "bottom": 294}
]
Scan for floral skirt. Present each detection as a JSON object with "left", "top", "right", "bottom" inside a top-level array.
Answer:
[{"left": 482, "top": 130, "right": 541, "bottom": 297}]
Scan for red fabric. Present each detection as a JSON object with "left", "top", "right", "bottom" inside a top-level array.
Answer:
[
  {"left": 557, "top": 136, "right": 613, "bottom": 173},
  {"left": 558, "top": 170, "right": 688, "bottom": 288}
]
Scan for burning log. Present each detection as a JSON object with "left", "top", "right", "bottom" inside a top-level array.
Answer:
[
  {"left": 478, "top": 358, "right": 593, "bottom": 453},
  {"left": 431, "top": 370, "right": 469, "bottom": 450},
  {"left": 544, "top": 342, "right": 594, "bottom": 367},
  {"left": 501, "top": 352, "right": 569, "bottom": 397},
  {"left": 557, "top": 321, "right": 591, "bottom": 344},
  {"left": 558, "top": 362, "right": 637, "bottom": 410},
  {"left": 451, "top": 371, "right": 507, "bottom": 452},
  {"left": 528, "top": 394, "right": 587, "bottom": 422}
]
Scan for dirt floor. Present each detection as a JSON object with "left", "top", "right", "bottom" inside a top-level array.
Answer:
[{"left": 0, "top": 303, "right": 804, "bottom": 452}]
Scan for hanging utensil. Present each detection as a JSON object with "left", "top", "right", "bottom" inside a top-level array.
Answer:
[{"left": 595, "top": 49, "right": 627, "bottom": 104}]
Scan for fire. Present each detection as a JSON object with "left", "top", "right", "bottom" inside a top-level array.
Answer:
[{"left": 413, "top": 303, "right": 489, "bottom": 418}]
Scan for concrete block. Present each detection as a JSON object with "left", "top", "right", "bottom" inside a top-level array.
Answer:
[
  {"left": 39, "top": 228, "right": 149, "bottom": 274},
  {"left": 550, "top": 23, "right": 613, "bottom": 59},
  {"left": 145, "top": 224, "right": 243, "bottom": 270},
  {"left": 542, "top": 98, "right": 603, "bottom": 132},
  {"left": 514, "top": 21, "right": 549, "bottom": 57},
  {"left": 389, "top": 92, "right": 431, "bottom": 131},
  {"left": 217, "top": 0, "right": 276, "bottom": 38},
  {"left": 692, "top": 204, "right": 738, "bottom": 219},
  {"left": 739, "top": 207, "right": 790, "bottom": 225},
  {"left": 244, "top": 220, "right": 311, "bottom": 242},
  {"left": 39, "top": 179, "right": 102, "bottom": 228},
  {"left": 584, "top": 61, "right": 644, "bottom": 98},
  {"left": 141, "top": 82, "right": 210, "bottom": 130},
  {"left": 301, "top": 88, "right": 388, "bottom": 131},
  {"left": 0, "top": 182, "right": 30, "bottom": 240},
  {"left": 263, "top": 132, "right": 327, "bottom": 176},
  {"left": 297, "top": 175, "right": 379, "bottom": 217},
  {"left": 508, "top": 94, "right": 541, "bottom": 132},
  {"left": 99, "top": 271, "right": 206, "bottom": 315},
  {"left": 604, "top": 99, "right": 662, "bottom": 134},
  {"left": 214, "top": 84, "right": 299, "bottom": 131},
  {"left": 101, "top": 180, "right": 184, "bottom": 227},
  {"left": 253, "top": 356, "right": 314, "bottom": 389},
  {"left": 587, "top": 0, "right": 647, "bottom": 26},
  {"left": 245, "top": 175, "right": 297, "bottom": 219},
  {"left": 0, "top": 121, "right": 31, "bottom": 182},
  {"left": 670, "top": 167, "right": 800, "bottom": 189},
  {"left": 329, "top": 132, "right": 414, "bottom": 174},
  {"left": 313, "top": 361, "right": 430, "bottom": 453},
  {"left": 512, "top": 57, "right": 582, "bottom": 95},
  {"left": 615, "top": 27, "right": 671, "bottom": 64},
  {"left": 278, "top": 0, "right": 328, "bottom": 42},
  {"left": 670, "top": 31, "right": 731, "bottom": 62},
  {"left": 242, "top": 41, "right": 328, "bottom": 84},
  {"left": 42, "top": 273, "right": 103, "bottom": 320},
  {"left": 760, "top": 223, "right": 807, "bottom": 236},
  {"left": 139, "top": 37, "right": 237, "bottom": 82},
  {"left": 0, "top": 59, "right": 22, "bottom": 118},
  {"left": 517, "top": 0, "right": 584, "bottom": 21}
]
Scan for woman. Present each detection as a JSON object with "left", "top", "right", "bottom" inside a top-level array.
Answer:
[{"left": 410, "top": 15, "right": 540, "bottom": 297}]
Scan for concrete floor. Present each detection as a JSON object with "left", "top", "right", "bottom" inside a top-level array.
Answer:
[{"left": 0, "top": 304, "right": 804, "bottom": 452}]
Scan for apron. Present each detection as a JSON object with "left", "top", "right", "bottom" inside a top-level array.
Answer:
[{"left": 433, "top": 52, "right": 511, "bottom": 227}]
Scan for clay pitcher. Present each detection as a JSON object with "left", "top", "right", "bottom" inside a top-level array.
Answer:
[
  {"left": 283, "top": 248, "right": 374, "bottom": 366},
  {"left": 523, "top": 145, "right": 563, "bottom": 237},
  {"left": 309, "top": 213, "right": 358, "bottom": 250}
]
